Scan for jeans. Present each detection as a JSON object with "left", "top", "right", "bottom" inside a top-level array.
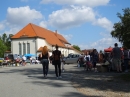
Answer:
[
  {"left": 54, "top": 60, "right": 61, "bottom": 77},
  {"left": 124, "top": 59, "right": 129, "bottom": 71},
  {"left": 41, "top": 59, "right": 49, "bottom": 76}
]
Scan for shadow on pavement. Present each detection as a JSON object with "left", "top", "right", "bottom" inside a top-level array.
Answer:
[{"left": 1, "top": 64, "right": 130, "bottom": 95}]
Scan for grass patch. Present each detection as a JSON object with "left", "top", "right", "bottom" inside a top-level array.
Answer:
[{"left": 115, "top": 73, "right": 130, "bottom": 82}]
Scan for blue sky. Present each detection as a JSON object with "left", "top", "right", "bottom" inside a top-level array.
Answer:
[{"left": 0, "top": 0, "right": 129, "bottom": 51}]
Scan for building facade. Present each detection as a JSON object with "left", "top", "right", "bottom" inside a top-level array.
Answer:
[{"left": 11, "top": 23, "right": 82, "bottom": 57}]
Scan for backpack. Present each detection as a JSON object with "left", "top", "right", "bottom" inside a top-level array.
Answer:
[{"left": 53, "top": 50, "right": 60, "bottom": 60}]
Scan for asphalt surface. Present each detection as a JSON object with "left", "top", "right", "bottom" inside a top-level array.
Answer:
[{"left": 0, "top": 63, "right": 86, "bottom": 97}]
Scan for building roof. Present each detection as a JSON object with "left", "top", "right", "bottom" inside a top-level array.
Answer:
[
  {"left": 82, "top": 49, "right": 94, "bottom": 54},
  {"left": 71, "top": 47, "right": 83, "bottom": 54},
  {"left": 11, "top": 23, "right": 70, "bottom": 47}
]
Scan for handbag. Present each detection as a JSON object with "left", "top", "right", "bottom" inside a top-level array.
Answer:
[{"left": 52, "top": 60, "right": 55, "bottom": 65}]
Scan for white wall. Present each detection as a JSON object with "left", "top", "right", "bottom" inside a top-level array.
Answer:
[
  {"left": 11, "top": 37, "right": 82, "bottom": 57},
  {"left": 11, "top": 38, "right": 36, "bottom": 55},
  {"left": 37, "top": 38, "right": 47, "bottom": 49}
]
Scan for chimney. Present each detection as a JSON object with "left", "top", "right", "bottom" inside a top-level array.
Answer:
[{"left": 55, "top": 30, "right": 57, "bottom": 36}]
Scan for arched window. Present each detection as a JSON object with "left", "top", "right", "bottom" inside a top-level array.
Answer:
[
  {"left": 27, "top": 43, "right": 30, "bottom": 54},
  {"left": 23, "top": 43, "right": 26, "bottom": 55},
  {"left": 19, "top": 43, "right": 22, "bottom": 55}
]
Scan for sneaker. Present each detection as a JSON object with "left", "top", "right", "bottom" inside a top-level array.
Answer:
[
  {"left": 56, "top": 77, "right": 59, "bottom": 79},
  {"left": 62, "top": 69, "right": 64, "bottom": 72},
  {"left": 45, "top": 75, "right": 47, "bottom": 79},
  {"left": 59, "top": 76, "right": 62, "bottom": 79}
]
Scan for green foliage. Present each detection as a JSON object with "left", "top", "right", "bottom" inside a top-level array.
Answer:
[
  {"left": 0, "top": 40, "right": 7, "bottom": 57},
  {"left": 0, "top": 33, "right": 12, "bottom": 57},
  {"left": 111, "top": 7, "right": 130, "bottom": 48},
  {"left": 73, "top": 45, "right": 80, "bottom": 51}
]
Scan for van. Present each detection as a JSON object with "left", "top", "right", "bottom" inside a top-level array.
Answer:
[{"left": 8, "top": 54, "right": 19, "bottom": 61}]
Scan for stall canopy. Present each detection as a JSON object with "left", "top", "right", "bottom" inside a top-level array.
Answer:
[
  {"left": 24, "top": 54, "right": 36, "bottom": 57},
  {"left": 104, "top": 47, "right": 113, "bottom": 52},
  {"left": 104, "top": 47, "right": 123, "bottom": 52}
]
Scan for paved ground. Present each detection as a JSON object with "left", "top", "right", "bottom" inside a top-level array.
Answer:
[
  {"left": 70, "top": 65, "right": 130, "bottom": 97},
  {"left": 1, "top": 63, "right": 130, "bottom": 97},
  {"left": 0, "top": 64, "right": 86, "bottom": 97}
]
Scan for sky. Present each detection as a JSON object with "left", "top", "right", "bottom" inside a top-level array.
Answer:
[{"left": 0, "top": 0, "right": 130, "bottom": 52}]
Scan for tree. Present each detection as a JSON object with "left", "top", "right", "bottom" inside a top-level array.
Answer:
[
  {"left": 0, "top": 33, "right": 13, "bottom": 57},
  {"left": 6, "top": 34, "right": 13, "bottom": 51},
  {"left": 111, "top": 8, "right": 130, "bottom": 48},
  {"left": 0, "top": 40, "right": 7, "bottom": 57},
  {"left": 73, "top": 45, "right": 80, "bottom": 51},
  {"left": 1, "top": 33, "right": 12, "bottom": 51}
]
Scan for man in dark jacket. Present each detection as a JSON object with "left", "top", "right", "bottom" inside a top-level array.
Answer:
[
  {"left": 52, "top": 44, "right": 62, "bottom": 79},
  {"left": 112, "top": 43, "right": 122, "bottom": 72}
]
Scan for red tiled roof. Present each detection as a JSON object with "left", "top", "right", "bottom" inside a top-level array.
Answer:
[
  {"left": 37, "top": 47, "right": 51, "bottom": 52},
  {"left": 11, "top": 23, "right": 70, "bottom": 47},
  {"left": 55, "top": 32, "right": 70, "bottom": 44}
]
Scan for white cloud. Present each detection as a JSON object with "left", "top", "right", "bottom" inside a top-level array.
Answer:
[
  {"left": 62, "top": 34, "right": 73, "bottom": 40},
  {"left": 93, "top": 17, "right": 113, "bottom": 31},
  {"left": 6, "top": 6, "right": 43, "bottom": 26},
  {"left": 39, "top": 21, "right": 47, "bottom": 28},
  {"left": 40, "top": 0, "right": 110, "bottom": 7},
  {"left": 0, "top": 23, "right": 5, "bottom": 30},
  {"left": 48, "top": 5, "right": 113, "bottom": 31},
  {"left": 79, "top": 35, "right": 122, "bottom": 52},
  {"left": 3, "top": 27, "right": 21, "bottom": 35},
  {"left": 48, "top": 6, "right": 95, "bottom": 29}
]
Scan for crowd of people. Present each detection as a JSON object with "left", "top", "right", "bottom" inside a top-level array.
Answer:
[
  {"left": 2, "top": 43, "right": 129, "bottom": 79},
  {"left": 77, "top": 43, "right": 130, "bottom": 73},
  {"left": 77, "top": 49, "right": 99, "bottom": 72}
]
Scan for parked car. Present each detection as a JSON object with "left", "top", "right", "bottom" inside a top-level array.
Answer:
[
  {"left": 8, "top": 54, "right": 19, "bottom": 61},
  {"left": 63, "top": 54, "right": 80, "bottom": 64},
  {"left": 0, "top": 58, "right": 4, "bottom": 62}
]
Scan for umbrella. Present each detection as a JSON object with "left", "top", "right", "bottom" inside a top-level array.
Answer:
[
  {"left": 104, "top": 47, "right": 123, "bottom": 52},
  {"left": 104, "top": 47, "right": 113, "bottom": 52},
  {"left": 24, "top": 54, "right": 36, "bottom": 57}
]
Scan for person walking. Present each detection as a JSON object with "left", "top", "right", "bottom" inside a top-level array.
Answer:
[
  {"left": 40, "top": 46, "right": 50, "bottom": 78},
  {"left": 112, "top": 43, "right": 122, "bottom": 73},
  {"left": 52, "top": 44, "right": 62, "bottom": 79},
  {"left": 22, "top": 55, "right": 26, "bottom": 66},
  {"left": 123, "top": 47, "right": 129, "bottom": 72},
  {"left": 91, "top": 49, "right": 99, "bottom": 72}
]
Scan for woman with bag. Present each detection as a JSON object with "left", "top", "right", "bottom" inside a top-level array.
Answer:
[{"left": 40, "top": 46, "right": 50, "bottom": 78}]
